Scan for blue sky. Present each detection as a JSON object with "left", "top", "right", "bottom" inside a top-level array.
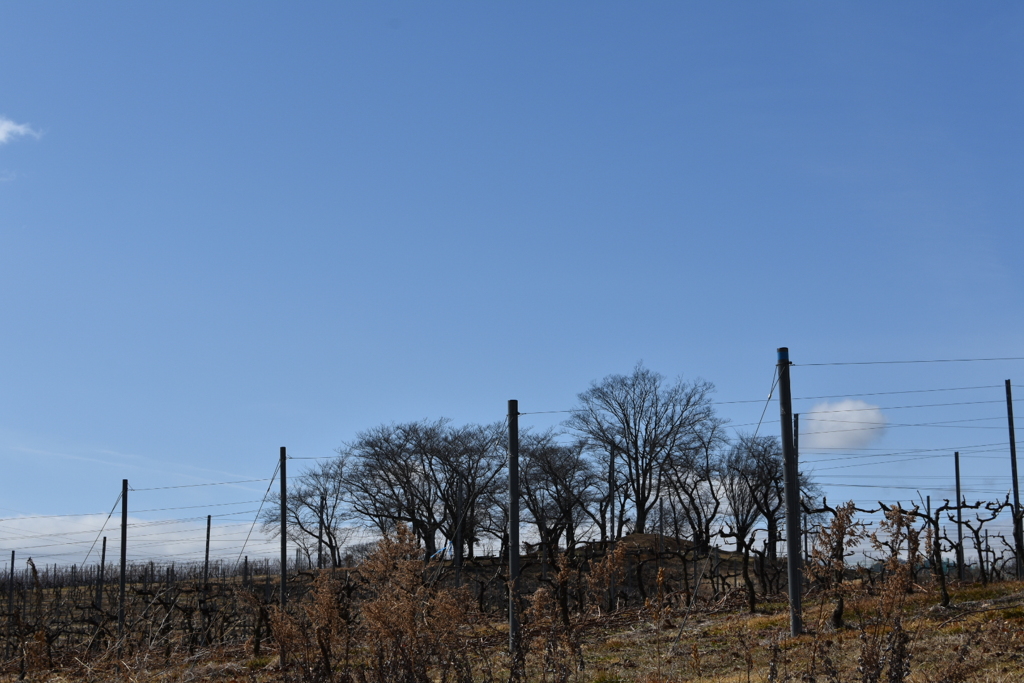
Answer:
[{"left": 1, "top": 3, "right": 1022, "bottom": 563}]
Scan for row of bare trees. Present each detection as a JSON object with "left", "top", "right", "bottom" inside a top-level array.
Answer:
[{"left": 264, "top": 364, "right": 819, "bottom": 572}]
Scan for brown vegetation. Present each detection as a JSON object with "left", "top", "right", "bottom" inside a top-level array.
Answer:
[{"left": 4, "top": 515, "right": 1024, "bottom": 682}]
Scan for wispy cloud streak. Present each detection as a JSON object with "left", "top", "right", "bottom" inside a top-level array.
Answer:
[{"left": 0, "top": 116, "right": 39, "bottom": 145}]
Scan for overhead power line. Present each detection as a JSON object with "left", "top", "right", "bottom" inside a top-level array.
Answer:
[
  {"left": 791, "top": 385, "right": 1002, "bottom": 400},
  {"left": 518, "top": 385, "right": 1009, "bottom": 415},
  {"left": 0, "top": 511, "right": 112, "bottom": 523},
  {"left": 128, "top": 500, "right": 263, "bottom": 514},
  {"left": 802, "top": 399, "right": 1013, "bottom": 413},
  {"left": 817, "top": 482, "right": 1014, "bottom": 495},
  {"left": 237, "top": 461, "right": 281, "bottom": 563},
  {"left": 801, "top": 444, "right": 1006, "bottom": 464},
  {"left": 82, "top": 492, "right": 122, "bottom": 565},
  {"left": 750, "top": 367, "right": 779, "bottom": 439},
  {"left": 516, "top": 410, "right": 573, "bottom": 415},
  {"left": 809, "top": 454, "right": 996, "bottom": 472},
  {"left": 799, "top": 356, "right": 1024, "bottom": 366},
  {"left": 130, "top": 478, "right": 271, "bottom": 491}
]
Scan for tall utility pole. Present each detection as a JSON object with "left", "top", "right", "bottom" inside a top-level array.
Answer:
[
  {"left": 607, "top": 454, "right": 616, "bottom": 543},
  {"left": 6, "top": 550, "right": 12, "bottom": 660},
  {"left": 204, "top": 515, "right": 212, "bottom": 588},
  {"left": 279, "top": 447, "right": 287, "bottom": 608},
  {"left": 955, "top": 452, "right": 964, "bottom": 581},
  {"left": 508, "top": 400, "right": 520, "bottom": 655},
  {"left": 454, "top": 479, "right": 463, "bottom": 587},
  {"left": 317, "top": 494, "right": 325, "bottom": 570},
  {"left": 278, "top": 447, "right": 288, "bottom": 672},
  {"left": 96, "top": 539, "right": 106, "bottom": 609},
  {"left": 1007, "top": 380, "right": 1023, "bottom": 580},
  {"left": 119, "top": 479, "right": 128, "bottom": 637},
  {"left": 796, "top": 413, "right": 807, "bottom": 564},
  {"left": 658, "top": 498, "right": 664, "bottom": 557},
  {"left": 8, "top": 550, "right": 14, "bottom": 614},
  {"left": 777, "top": 347, "right": 802, "bottom": 636}
]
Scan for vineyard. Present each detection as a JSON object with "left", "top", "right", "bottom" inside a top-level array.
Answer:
[
  {"left": 4, "top": 506, "right": 1024, "bottom": 682},
  {"left": 3, "top": 364, "right": 1024, "bottom": 680}
]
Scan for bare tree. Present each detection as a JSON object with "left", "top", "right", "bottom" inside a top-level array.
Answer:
[
  {"left": 422, "top": 421, "right": 506, "bottom": 562},
  {"left": 884, "top": 498, "right": 982, "bottom": 608},
  {"left": 338, "top": 419, "right": 505, "bottom": 561},
  {"left": 519, "top": 431, "right": 599, "bottom": 561},
  {"left": 730, "top": 434, "right": 784, "bottom": 562},
  {"left": 720, "top": 444, "right": 762, "bottom": 613},
  {"left": 660, "top": 416, "right": 728, "bottom": 553},
  {"left": 566, "top": 363, "right": 716, "bottom": 536},
  {"left": 729, "top": 433, "right": 822, "bottom": 595},
  {"left": 340, "top": 420, "right": 447, "bottom": 558},
  {"left": 260, "top": 457, "right": 355, "bottom": 568},
  {"left": 585, "top": 449, "right": 634, "bottom": 541},
  {"left": 954, "top": 497, "right": 1008, "bottom": 586}
]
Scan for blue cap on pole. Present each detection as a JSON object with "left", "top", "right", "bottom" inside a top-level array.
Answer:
[{"left": 778, "top": 347, "right": 789, "bottom": 362}]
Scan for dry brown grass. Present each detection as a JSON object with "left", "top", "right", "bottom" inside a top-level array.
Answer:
[
  {"left": 5, "top": 527, "right": 1024, "bottom": 682},
  {"left": 5, "top": 585, "right": 1024, "bottom": 682}
]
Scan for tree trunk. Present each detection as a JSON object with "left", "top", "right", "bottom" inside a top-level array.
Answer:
[
  {"left": 830, "top": 595, "right": 844, "bottom": 629},
  {"left": 931, "top": 521, "right": 950, "bottom": 607},
  {"left": 831, "top": 539, "right": 845, "bottom": 628},
  {"left": 766, "top": 520, "right": 778, "bottom": 562},
  {"left": 972, "top": 530, "right": 988, "bottom": 585},
  {"left": 741, "top": 541, "right": 756, "bottom": 613},
  {"left": 634, "top": 495, "right": 648, "bottom": 535}
]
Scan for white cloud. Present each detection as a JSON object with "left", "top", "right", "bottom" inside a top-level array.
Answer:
[
  {"left": 0, "top": 116, "right": 39, "bottom": 145},
  {"left": 801, "top": 399, "right": 887, "bottom": 450}
]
